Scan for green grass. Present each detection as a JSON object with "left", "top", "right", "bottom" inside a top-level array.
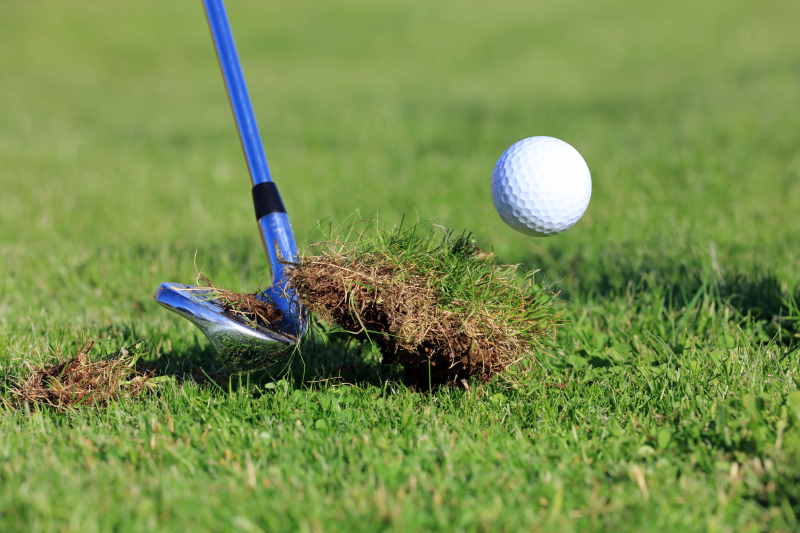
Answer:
[
  {"left": 2, "top": 0, "right": 800, "bottom": 530},
  {"left": 288, "top": 224, "right": 557, "bottom": 386},
  {"left": 300, "top": 222, "right": 557, "bottom": 335}
]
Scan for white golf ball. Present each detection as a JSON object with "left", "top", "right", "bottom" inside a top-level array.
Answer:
[{"left": 491, "top": 136, "right": 592, "bottom": 236}]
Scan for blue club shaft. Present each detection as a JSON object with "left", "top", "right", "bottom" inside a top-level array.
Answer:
[
  {"left": 203, "top": 0, "right": 271, "bottom": 185},
  {"left": 203, "top": 0, "right": 300, "bottom": 330}
]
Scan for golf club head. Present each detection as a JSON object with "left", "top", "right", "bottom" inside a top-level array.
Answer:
[
  {"left": 155, "top": 282, "right": 297, "bottom": 362},
  {"left": 155, "top": 0, "right": 307, "bottom": 361}
]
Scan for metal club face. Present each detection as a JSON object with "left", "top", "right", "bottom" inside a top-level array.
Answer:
[
  {"left": 155, "top": 282, "right": 298, "bottom": 361},
  {"left": 155, "top": 0, "right": 306, "bottom": 362}
]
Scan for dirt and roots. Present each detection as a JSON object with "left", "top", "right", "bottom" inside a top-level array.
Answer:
[
  {"left": 188, "top": 230, "right": 554, "bottom": 388},
  {"left": 196, "top": 274, "right": 283, "bottom": 330},
  {"left": 287, "top": 252, "right": 535, "bottom": 387},
  {"left": 12, "top": 342, "right": 154, "bottom": 409}
]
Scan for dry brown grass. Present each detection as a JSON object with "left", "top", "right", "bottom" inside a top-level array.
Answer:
[
  {"left": 12, "top": 342, "right": 154, "bottom": 409},
  {"left": 288, "top": 250, "right": 542, "bottom": 387},
  {"left": 184, "top": 227, "right": 556, "bottom": 387},
  {"left": 196, "top": 274, "right": 283, "bottom": 330}
]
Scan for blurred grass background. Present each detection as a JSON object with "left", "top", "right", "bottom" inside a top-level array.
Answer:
[{"left": 2, "top": 0, "right": 800, "bottom": 530}]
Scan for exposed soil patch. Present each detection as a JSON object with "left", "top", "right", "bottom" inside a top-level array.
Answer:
[{"left": 12, "top": 342, "right": 153, "bottom": 409}]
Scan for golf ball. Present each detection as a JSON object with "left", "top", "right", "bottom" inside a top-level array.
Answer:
[{"left": 491, "top": 136, "right": 591, "bottom": 236}]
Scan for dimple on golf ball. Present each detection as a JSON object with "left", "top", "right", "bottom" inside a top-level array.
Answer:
[{"left": 491, "top": 136, "right": 592, "bottom": 236}]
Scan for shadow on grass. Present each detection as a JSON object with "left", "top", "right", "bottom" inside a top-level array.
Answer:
[
  {"left": 746, "top": 468, "right": 800, "bottom": 516},
  {"left": 140, "top": 325, "right": 403, "bottom": 391},
  {"left": 520, "top": 248, "right": 799, "bottom": 344}
]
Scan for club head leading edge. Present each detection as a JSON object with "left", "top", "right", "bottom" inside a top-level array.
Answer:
[
  {"left": 155, "top": 0, "right": 306, "bottom": 363},
  {"left": 155, "top": 282, "right": 298, "bottom": 362}
]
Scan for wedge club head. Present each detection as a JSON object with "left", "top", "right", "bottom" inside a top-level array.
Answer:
[
  {"left": 155, "top": 282, "right": 297, "bottom": 361},
  {"left": 156, "top": 0, "right": 305, "bottom": 361}
]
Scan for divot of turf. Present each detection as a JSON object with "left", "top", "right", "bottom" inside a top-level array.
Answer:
[
  {"left": 191, "top": 226, "right": 556, "bottom": 387},
  {"left": 288, "top": 225, "right": 557, "bottom": 387},
  {"left": 12, "top": 342, "right": 155, "bottom": 409}
]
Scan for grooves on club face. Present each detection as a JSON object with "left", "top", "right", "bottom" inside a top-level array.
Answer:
[{"left": 155, "top": 282, "right": 297, "bottom": 361}]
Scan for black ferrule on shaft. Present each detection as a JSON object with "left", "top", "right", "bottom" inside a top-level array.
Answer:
[{"left": 252, "top": 182, "right": 287, "bottom": 219}]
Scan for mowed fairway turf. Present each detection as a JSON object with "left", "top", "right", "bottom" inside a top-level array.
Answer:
[{"left": 2, "top": 0, "right": 800, "bottom": 530}]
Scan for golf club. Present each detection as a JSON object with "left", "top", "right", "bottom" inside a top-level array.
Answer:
[{"left": 155, "top": 0, "right": 305, "bottom": 360}]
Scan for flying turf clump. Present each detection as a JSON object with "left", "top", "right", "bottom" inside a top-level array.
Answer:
[
  {"left": 12, "top": 342, "right": 154, "bottom": 409},
  {"left": 288, "top": 226, "right": 557, "bottom": 387}
]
